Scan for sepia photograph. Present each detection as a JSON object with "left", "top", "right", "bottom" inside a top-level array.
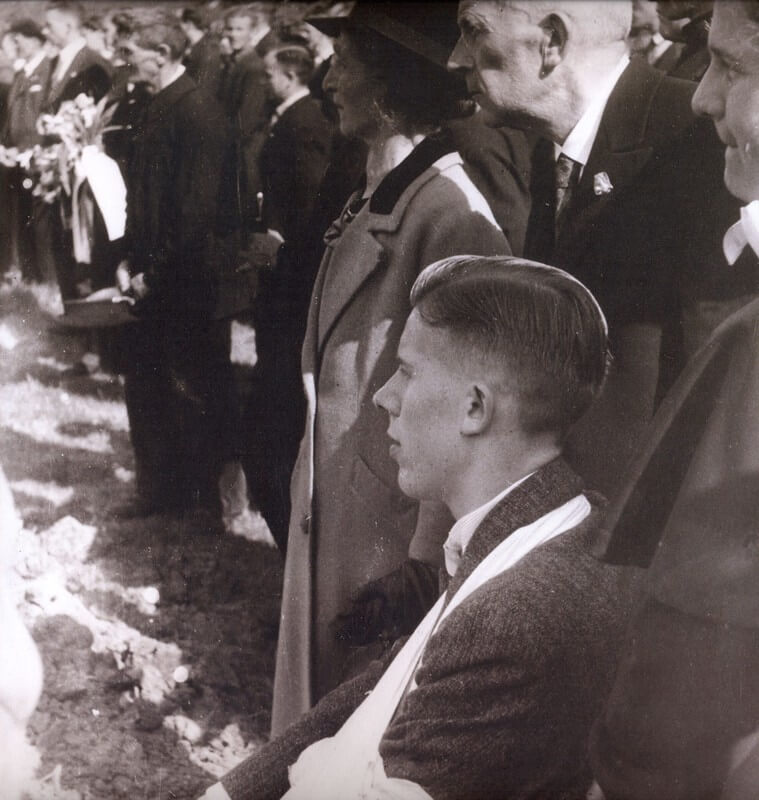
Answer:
[{"left": 0, "top": 1, "right": 757, "bottom": 798}]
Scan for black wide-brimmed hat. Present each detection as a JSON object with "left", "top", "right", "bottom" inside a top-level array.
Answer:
[{"left": 307, "top": 2, "right": 460, "bottom": 69}]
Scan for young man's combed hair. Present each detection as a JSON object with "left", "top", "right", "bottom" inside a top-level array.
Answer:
[{"left": 411, "top": 255, "right": 610, "bottom": 438}]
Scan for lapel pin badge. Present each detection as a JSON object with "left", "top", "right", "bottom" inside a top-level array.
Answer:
[{"left": 593, "top": 171, "right": 613, "bottom": 196}]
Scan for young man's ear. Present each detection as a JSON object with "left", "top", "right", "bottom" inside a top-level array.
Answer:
[
  {"left": 156, "top": 43, "right": 172, "bottom": 62},
  {"left": 538, "top": 13, "right": 569, "bottom": 76},
  {"left": 460, "top": 383, "right": 495, "bottom": 436}
]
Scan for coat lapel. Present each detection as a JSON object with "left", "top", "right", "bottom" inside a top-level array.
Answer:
[
  {"left": 556, "top": 61, "right": 662, "bottom": 264},
  {"left": 315, "top": 206, "right": 387, "bottom": 354},
  {"left": 445, "top": 458, "right": 584, "bottom": 598},
  {"left": 313, "top": 136, "right": 461, "bottom": 356},
  {"left": 48, "top": 47, "right": 88, "bottom": 107}
]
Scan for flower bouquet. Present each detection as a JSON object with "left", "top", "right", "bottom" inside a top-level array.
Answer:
[{"left": 0, "top": 93, "right": 127, "bottom": 264}]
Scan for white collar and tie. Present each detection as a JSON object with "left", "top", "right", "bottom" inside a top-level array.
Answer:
[
  {"left": 443, "top": 473, "right": 533, "bottom": 576},
  {"left": 723, "top": 201, "right": 759, "bottom": 265}
]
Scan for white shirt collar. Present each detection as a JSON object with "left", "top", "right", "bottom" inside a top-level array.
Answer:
[
  {"left": 723, "top": 201, "right": 759, "bottom": 265},
  {"left": 273, "top": 87, "right": 310, "bottom": 122},
  {"left": 554, "top": 56, "right": 629, "bottom": 172},
  {"left": 443, "top": 472, "right": 535, "bottom": 576},
  {"left": 22, "top": 51, "right": 46, "bottom": 78},
  {"left": 53, "top": 37, "right": 87, "bottom": 82},
  {"left": 160, "top": 63, "right": 186, "bottom": 91}
]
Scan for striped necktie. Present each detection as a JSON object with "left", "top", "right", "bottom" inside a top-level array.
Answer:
[{"left": 555, "top": 152, "right": 581, "bottom": 238}]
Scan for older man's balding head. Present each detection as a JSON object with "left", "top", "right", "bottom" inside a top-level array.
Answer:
[{"left": 448, "top": 0, "right": 632, "bottom": 140}]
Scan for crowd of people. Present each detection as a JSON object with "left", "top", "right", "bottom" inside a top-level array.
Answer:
[{"left": 2, "top": 0, "right": 759, "bottom": 798}]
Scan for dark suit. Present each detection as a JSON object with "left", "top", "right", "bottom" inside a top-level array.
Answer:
[
  {"left": 45, "top": 45, "right": 111, "bottom": 111},
  {"left": 2, "top": 55, "right": 54, "bottom": 283},
  {"left": 245, "top": 93, "right": 332, "bottom": 547},
  {"left": 121, "top": 73, "right": 239, "bottom": 512},
  {"left": 183, "top": 33, "right": 223, "bottom": 97},
  {"left": 215, "top": 459, "right": 635, "bottom": 800},
  {"left": 590, "top": 290, "right": 759, "bottom": 800},
  {"left": 446, "top": 115, "right": 532, "bottom": 256},
  {"left": 525, "top": 60, "right": 754, "bottom": 495},
  {"left": 218, "top": 47, "right": 269, "bottom": 225}
]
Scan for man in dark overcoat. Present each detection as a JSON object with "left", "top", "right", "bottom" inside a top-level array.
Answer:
[
  {"left": 217, "top": 5, "right": 271, "bottom": 231},
  {"left": 116, "top": 15, "right": 240, "bottom": 518},
  {"left": 244, "top": 41, "right": 332, "bottom": 548},
  {"left": 590, "top": 3, "right": 759, "bottom": 797},
  {"left": 448, "top": 0, "right": 754, "bottom": 497}
]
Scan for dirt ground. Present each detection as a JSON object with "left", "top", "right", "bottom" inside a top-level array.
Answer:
[{"left": 0, "top": 281, "right": 284, "bottom": 800}]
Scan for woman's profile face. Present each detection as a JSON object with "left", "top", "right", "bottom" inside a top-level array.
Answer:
[{"left": 323, "top": 32, "right": 381, "bottom": 140}]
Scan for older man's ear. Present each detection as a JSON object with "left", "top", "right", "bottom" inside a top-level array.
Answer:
[{"left": 538, "top": 13, "right": 569, "bottom": 76}]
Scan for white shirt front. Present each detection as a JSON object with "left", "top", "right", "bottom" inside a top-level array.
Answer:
[
  {"left": 554, "top": 56, "right": 630, "bottom": 176},
  {"left": 52, "top": 37, "right": 86, "bottom": 83},
  {"left": 22, "top": 51, "right": 46, "bottom": 78},
  {"left": 443, "top": 472, "right": 535, "bottom": 576}
]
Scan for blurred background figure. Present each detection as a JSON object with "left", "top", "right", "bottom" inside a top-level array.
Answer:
[
  {"left": 82, "top": 10, "right": 116, "bottom": 62},
  {"left": 180, "top": 3, "right": 223, "bottom": 96},
  {"left": 1, "top": 18, "right": 54, "bottom": 286},
  {"left": 0, "top": 465, "right": 44, "bottom": 800},
  {"left": 40, "top": 0, "right": 112, "bottom": 303},
  {"left": 656, "top": 0, "right": 713, "bottom": 81},
  {"left": 218, "top": 3, "right": 271, "bottom": 236},
  {"left": 629, "top": 0, "right": 680, "bottom": 70},
  {"left": 242, "top": 32, "right": 332, "bottom": 550}
]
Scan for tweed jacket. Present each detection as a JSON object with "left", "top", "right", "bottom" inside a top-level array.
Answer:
[
  {"left": 525, "top": 59, "right": 754, "bottom": 496},
  {"left": 271, "top": 132, "right": 511, "bottom": 734},
  {"left": 45, "top": 45, "right": 111, "bottom": 112},
  {"left": 221, "top": 458, "right": 635, "bottom": 800},
  {"left": 590, "top": 293, "right": 759, "bottom": 800},
  {"left": 2, "top": 56, "right": 52, "bottom": 148}
]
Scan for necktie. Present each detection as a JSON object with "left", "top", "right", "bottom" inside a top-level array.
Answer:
[{"left": 554, "top": 152, "right": 581, "bottom": 239}]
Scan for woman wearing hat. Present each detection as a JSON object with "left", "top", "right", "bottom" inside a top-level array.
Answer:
[{"left": 272, "top": 2, "right": 510, "bottom": 734}]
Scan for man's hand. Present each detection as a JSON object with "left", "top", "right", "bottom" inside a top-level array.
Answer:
[
  {"left": 130, "top": 272, "right": 149, "bottom": 299},
  {"left": 246, "top": 230, "right": 284, "bottom": 271}
]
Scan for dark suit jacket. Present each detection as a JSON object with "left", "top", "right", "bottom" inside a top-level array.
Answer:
[
  {"left": 125, "top": 73, "right": 233, "bottom": 324},
  {"left": 219, "top": 458, "right": 635, "bottom": 800},
  {"left": 184, "top": 33, "right": 223, "bottom": 97},
  {"left": 218, "top": 47, "right": 269, "bottom": 205},
  {"left": 2, "top": 56, "right": 52, "bottom": 147},
  {"left": 260, "top": 94, "right": 331, "bottom": 247},
  {"left": 591, "top": 292, "right": 759, "bottom": 800},
  {"left": 45, "top": 45, "right": 111, "bottom": 111},
  {"left": 525, "top": 59, "right": 753, "bottom": 494},
  {"left": 446, "top": 115, "right": 532, "bottom": 257}
]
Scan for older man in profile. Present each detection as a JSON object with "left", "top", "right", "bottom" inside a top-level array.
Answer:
[
  {"left": 200, "top": 255, "right": 634, "bottom": 800},
  {"left": 589, "top": 3, "right": 759, "bottom": 798},
  {"left": 448, "top": 0, "right": 752, "bottom": 496}
]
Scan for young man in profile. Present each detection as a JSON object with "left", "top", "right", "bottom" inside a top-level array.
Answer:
[{"left": 201, "top": 255, "right": 635, "bottom": 800}]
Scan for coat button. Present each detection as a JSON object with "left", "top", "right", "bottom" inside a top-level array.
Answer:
[{"left": 300, "top": 515, "right": 311, "bottom": 535}]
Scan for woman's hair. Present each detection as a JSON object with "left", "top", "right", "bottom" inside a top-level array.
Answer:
[
  {"left": 411, "top": 255, "right": 610, "bottom": 439},
  {"left": 345, "top": 23, "right": 473, "bottom": 133}
]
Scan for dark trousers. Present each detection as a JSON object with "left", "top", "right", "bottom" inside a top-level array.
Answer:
[{"left": 123, "top": 316, "right": 238, "bottom": 512}]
